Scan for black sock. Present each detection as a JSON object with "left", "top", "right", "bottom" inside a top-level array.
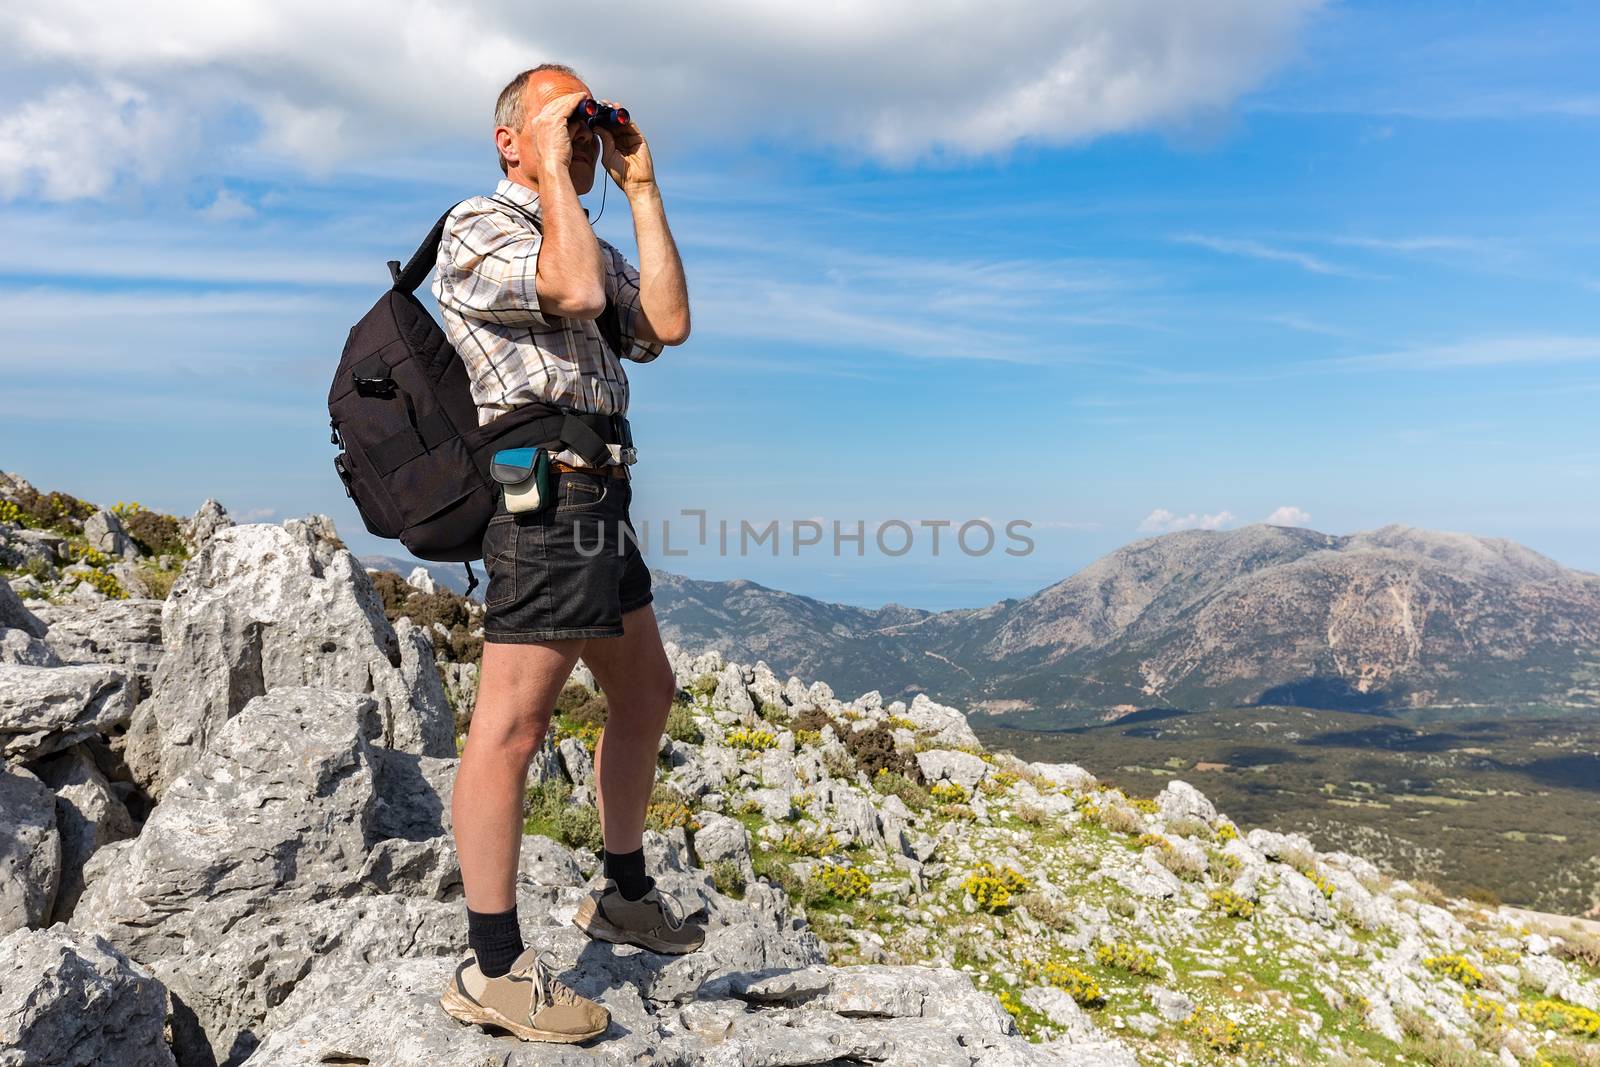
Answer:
[
  {"left": 467, "top": 905, "right": 524, "bottom": 979},
  {"left": 603, "top": 847, "right": 654, "bottom": 901}
]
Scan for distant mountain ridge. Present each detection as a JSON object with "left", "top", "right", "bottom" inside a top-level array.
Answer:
[{"left": 650, "top": 524, "right": 1600, "bottom": 720}]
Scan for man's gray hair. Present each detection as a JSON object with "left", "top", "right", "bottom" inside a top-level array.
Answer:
[{"left": 495, "top": 63, "right": 583, "bottom": 174}]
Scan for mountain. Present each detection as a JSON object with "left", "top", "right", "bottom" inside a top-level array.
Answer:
[{"left": 652, "top": 524, "right": 1600, "bottom": 721}]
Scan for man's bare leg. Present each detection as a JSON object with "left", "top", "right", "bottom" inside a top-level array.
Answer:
[
  {"left": 581, "top": 604, "right": 679, "bottom": 853},
  {"left": 453, "top": 638, "right": 585, "bottom": 913}
]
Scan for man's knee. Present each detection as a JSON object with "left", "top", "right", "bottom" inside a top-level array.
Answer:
[{"left": 470, "top": 705, "right": 553, "bottom": 763}]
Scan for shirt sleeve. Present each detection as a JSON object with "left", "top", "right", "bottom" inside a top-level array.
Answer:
[
  {"left": 432, "top": 202, "right": 548, "bottom": 327},
  {"left": 602, "top": 241, "right": 665, "bottom": 364}
]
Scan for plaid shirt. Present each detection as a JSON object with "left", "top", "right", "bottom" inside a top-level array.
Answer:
[{"left": 432, "top": 179, "right": 662, "bottom": 467}]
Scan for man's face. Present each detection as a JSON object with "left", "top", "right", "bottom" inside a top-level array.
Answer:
[{"left": 514, "top": 72, "right": 599, "bottom": 194}]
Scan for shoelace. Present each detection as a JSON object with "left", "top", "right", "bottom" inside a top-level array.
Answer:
[
  {"left": 511, "top": 949, "right": 560, "bottom": 1006},
  {"left": 657, "top": 890, "right": 685, "bottom": 931}
]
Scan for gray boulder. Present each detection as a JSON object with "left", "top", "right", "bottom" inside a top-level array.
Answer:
[
  {"left": 0, "top": 925, "right": 176, "bottom": 1066},
  {"left": 33, "top": 745, "right": 136, "bottom": 922},
  {"left": 0, "top": 764, "right": 60, "bottom": 935},
  {"left": 915, "top": 748, "right": 990, "bottom": 790},
  {"left": 904, "top": 693, "right": 981, "bottom": 748},
  {"left": 1156, "top": 780, "right": 1217, "bottom": 825},
  {"left": 0, "top": 628, "right": 60, "bottom": 666},
  {"left": 84, "top": 508, "right": 139, "bottom": 560},
  {"left": 32, "top": 598, "right": 164, "bottom": 678},
  {"left": 72, "top": 687, "right": 456, "bottom": 1065},
  {"left": 0, "top": 663, "right": 136, "bottom": 762},
  {"left": 0, "top": 579, "right": 46, "bottom": 637},
  {"left": 123, "top": 521, "right": 454, "bottom": 794},
  {"left": 183, "top": 499, "right": 233, "bottom": 550}
]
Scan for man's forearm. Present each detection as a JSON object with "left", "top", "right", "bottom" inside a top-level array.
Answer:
[
  {"left": 627, "top": 183, "right": 690, "bottom": 345},
  {"left": 536, "top": 162, "right": 606, "bottom": 317}
]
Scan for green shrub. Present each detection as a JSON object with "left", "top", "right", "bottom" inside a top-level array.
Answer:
[
  {"left": 961, "top": 862, "right": 1029, "bottom": 913},
  {"left": 1209, "top": 888, "right": 1255, "bottom": 919},
  {"left": 843, "top": 720, "right": 921, "bottom": 782},
  {"left": 80, "top": 571, "right": 127, "bottom": 600},
  {"left": 555, "top": 804, "right": 603, "bottom": 852},
  {"left": 1188, "top": 1012, "right": 1245, "bottom": 1053},
  {"left": 781, "top": 827, "right": 839, "bottom": 857},
  {"left": 117, "top": 505, "right": 186, "bottom": 556},
  {"left": 808, "top": 863, "right": 870, "bottom": 903},
  {"left": 646, "top": 784, "right": 700, "bottom": 832},
  {"left": 523, "top": 780, "right": 601, "bottom": 851},
  {"left": 1023, "top": 959, "right": 1103, "bottom": 1007},
  {"left": 929, "top": 781, "right": 969, "bottom": 804},
  {"left": 1423, "top": 955, "right": 1485, "bottom": 989},
  {"left": 710, "top": 860, "right": 746, "bottom": 898},
  {"left": 1525, "top": 999, "right": 1600, "bottom": 1038},
  {"left": 872, "top": 769, "right": 931, "bottom": 810},
  {"left": 1095, "top": 941, "right": 1160, "bottom": 977},
  {"left": 368, "top": 569, "right": 484, "bottom": 663},
  {"left": 664, "top": 701, "right": 703, "bottom": 745},
  {"left": 726, "top": 726, "right": 777, "bottom": 752},
  {"left": 792, "top": 706, "right": 840, "bottom": 737}
]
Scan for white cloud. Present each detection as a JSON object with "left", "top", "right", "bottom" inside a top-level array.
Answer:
[
  {"left": 1265, "top": 505, "right": 1312, "bottom": 526},
  {"left": 0, "top": 81, "right": 179, "bottom": 200},
  {"left": 1138, "top": 508, "right": 1237, "bottom": 533},
  {"left": 198, "top": 189, "right": 255, "bottom": 221},
  {"left": 0, "top": 0, "right": 1324, "bottom": 197}
]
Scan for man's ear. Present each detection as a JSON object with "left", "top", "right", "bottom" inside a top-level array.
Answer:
[{"left": 495, "top": 126, "right": 519, "bottom": 170}]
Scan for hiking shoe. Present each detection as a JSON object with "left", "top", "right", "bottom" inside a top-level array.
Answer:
[
  {"left": 572, "top": 879, "right": 706, "bottom": 954},
  {"left": 439, "top": 947, "right": 608, "bottom": 1043}
]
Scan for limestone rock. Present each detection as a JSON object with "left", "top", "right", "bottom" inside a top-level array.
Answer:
[
  {"left": 0, "top": 924, "right": 176, "bottom": 1067},
  {"left": 905, "top": 693, "right": 981, "bottom": 748},
  {"left": 32, "top": 598, "right": 165, "bottom": 679},
  {"left": 183, "top": 499, "right": 234, "bottom": 549},
  {"left": 123, "top": 521, "right": 454, "bottom": 794},
  {"left": 0, "top": 764, "right": 60, "bottom": 935},
  {"left": 32, "top": 745, "right": 136, "bottom": 922},
  {"left": 84, "top": 508, "right": 139, "bottom": 560},
  {"left": 405, "top": 565, "right": 436, "bottom": 594},
  {"left": 1156, "top": 780, "right": 1217, "bottom": 825},
  {"left": 0, "top": 663, "right": 136, "bottom": 762},
  {"left": 693, "top": 811, "right": 755, "bottom": 882},
  {"left": 0, "top": 628, "right": 60, "bottom": 666},
  {"left": 0, "top": 579, "right": 46, "bottom": 638},
  {"left": 916, "top": 748, "right": 990, "bottom": 789}
]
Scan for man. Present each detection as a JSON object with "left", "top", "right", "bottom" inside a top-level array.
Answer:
[{"left": 432, "top": 63, "right": 699, "bottom": 1044}]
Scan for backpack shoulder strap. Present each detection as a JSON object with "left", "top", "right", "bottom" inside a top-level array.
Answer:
[{"left": 391, "top": 201, "right": 466, "bottom": 294}]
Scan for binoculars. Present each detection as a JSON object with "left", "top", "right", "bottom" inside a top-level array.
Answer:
[{"left": 573, "top": 98, "right": 629, "bottom": 130}]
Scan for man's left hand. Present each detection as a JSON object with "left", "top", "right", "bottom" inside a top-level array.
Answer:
[{"left": 595, "top": 100, "right": 655, "bottom": 195}]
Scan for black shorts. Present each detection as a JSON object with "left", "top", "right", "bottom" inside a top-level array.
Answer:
[{"left": 480, "top": 470, "right": 652, "bottom": 643}]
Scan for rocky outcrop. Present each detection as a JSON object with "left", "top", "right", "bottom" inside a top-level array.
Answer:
[
  {"left": 0, "top": 663, "right": 137, "bottom": 762},
  {"left": 122, "top": 520, "right": 453, "bottom": 794},
  {"left": 32, "top": 744, "right": 136, "bottom": 922},
  {"left": 31, "top": 597, "right": 164, "bottom": 679},
  {"left": 0, "top": 579, "right": 46, "bottom": 638},
  {"left": 0, "top": 925, "right": 176, "bottom": 1067},
  {"left": 0, "top": 764, "right": 60, "bottom": 935}
]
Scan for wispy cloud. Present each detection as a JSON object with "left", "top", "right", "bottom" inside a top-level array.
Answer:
[
  {"left": 1172, "top": 233, "right": 1376, "bottom": 279},
  {"left": 1327, "top": 335, "right": 1600, "bottom": 370}
]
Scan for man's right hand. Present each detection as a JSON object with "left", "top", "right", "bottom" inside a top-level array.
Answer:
[{"left": 530, "top": 91, "right": 590, "bottom": 174}]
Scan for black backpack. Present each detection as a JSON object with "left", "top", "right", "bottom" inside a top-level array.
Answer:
[{"left": 328, "top": 201, "right": 627, "bottom": 578}]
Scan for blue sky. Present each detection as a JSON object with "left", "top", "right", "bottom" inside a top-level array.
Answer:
[{"left": 3, "top": 1, "right": 1597, "bottom": 609}]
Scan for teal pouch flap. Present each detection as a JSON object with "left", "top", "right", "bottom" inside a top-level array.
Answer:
[{"left": 491, "top": 446, "right": 547, "bottom": 484}]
